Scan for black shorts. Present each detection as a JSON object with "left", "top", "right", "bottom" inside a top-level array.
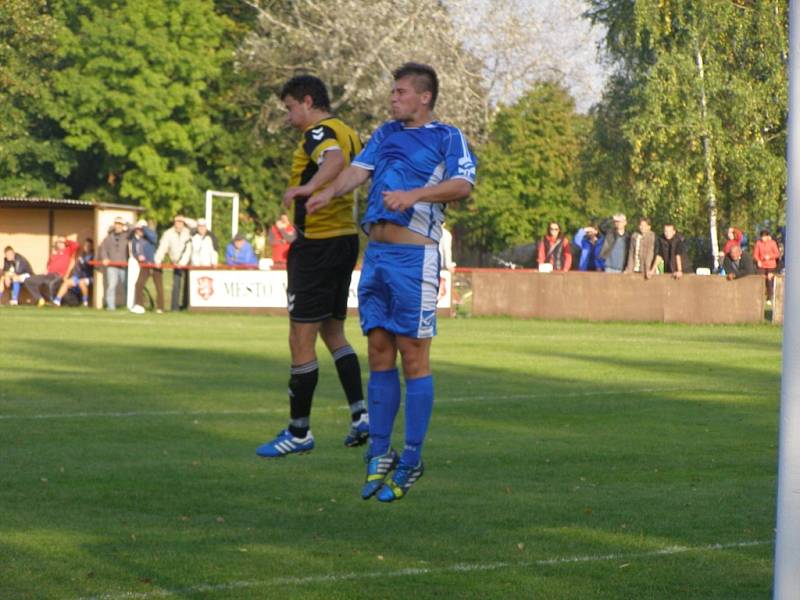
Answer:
[{"left": 287, "top": 234, "right": 358, "bottom": 322}]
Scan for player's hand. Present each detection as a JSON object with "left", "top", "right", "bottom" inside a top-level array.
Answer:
[
  {"left": 102, "top": 259, "right": 110, "bottom": 266},
  {"left": 283, "top": 185, "right": 312, "bottom": 208},
  {"left": 382, "top": 190, "right": 419, "bottom": 212},
  {"left": 673, "top": 270, "right": 683, "bottom": 279},
  {"left": 306, "top": 189, "right": 334, "bottom": 214}
]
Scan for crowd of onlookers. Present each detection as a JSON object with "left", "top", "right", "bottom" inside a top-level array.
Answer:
[
  {"left": 536, "top": 214, "right": 784, "bottom": 302},
  {"left": 0, "top": 212, "right": 297, "bottom": 311}
]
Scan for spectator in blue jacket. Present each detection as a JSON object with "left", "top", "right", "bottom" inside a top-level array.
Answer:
[
  {"left": 573, "top": 225, "right": 605, "bottom": 271},
  {"left": 226, "top": 233, "right": 258, "bottom": 267},
  {"left": 130, "top": 219, "right": 164, "bottom": 314}
]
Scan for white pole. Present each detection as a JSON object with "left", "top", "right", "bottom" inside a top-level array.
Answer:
[
  {"left": 774, "top": 1, "right": 800, "bottom": 597},
  {"left": 205, "top": 190, "right": 213, "bottom": 231}
]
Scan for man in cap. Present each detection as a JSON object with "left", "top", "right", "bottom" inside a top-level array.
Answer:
[
  {"left": 155, "top": 214, "right": 193, "bottom": 310},
  {"left": 98, "top": 216, "right": 130, "bottom": 310},
  {"left": 599, "top": 213, "right": 630, "bottom": 273},
  {"left": 225, "top": 232, "right": 258, "bottom": 267}
]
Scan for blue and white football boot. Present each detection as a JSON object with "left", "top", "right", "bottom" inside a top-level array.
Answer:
[
  {"left": 361, "top": 448, "right": 398, "bottom": 499},
  {"left": 256, "top": 429, "right": 315, "bottom": 458},
  {"left": 376, "top": 460, "right": 424, "bottom": 503}
]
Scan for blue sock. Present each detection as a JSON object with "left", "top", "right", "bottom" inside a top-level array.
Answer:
[
  {"left": 11, "top": 282, "right": 20, "bottom": 301},
  {"left": 367, "top": 368, "right": 401, "bottom": 457},
  {"left": 401, "top": 375, "right": 434, "bottom": 466}
]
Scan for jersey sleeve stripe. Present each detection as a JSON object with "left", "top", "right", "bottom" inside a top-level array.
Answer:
[{"left": 351, "top": 160, "right": 375, "bottom": 171}]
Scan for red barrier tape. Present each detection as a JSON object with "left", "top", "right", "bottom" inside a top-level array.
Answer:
[{"left": 88, "top": 260, "right": 259, "bottom": 271}]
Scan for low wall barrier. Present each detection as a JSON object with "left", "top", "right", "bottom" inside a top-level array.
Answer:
[{"left": 467, "top": 270, "right": 766, "bottom": 324}]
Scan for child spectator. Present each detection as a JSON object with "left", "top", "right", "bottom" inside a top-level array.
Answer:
[
  {"left": 754, "top": 229, "right": 781, "bottom": 302},
  {"left": 53, "top": 238, "right": 94, "bottom": 306}
]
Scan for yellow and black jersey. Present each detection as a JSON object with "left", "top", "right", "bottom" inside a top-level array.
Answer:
[{"left": 289, "top": 117, "right": 362, "bottom": 239}]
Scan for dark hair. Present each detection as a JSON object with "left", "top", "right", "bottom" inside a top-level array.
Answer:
[
  {"left": 639, "top": 217, "right": 651, "bottom": 225},
  {"left": 3, "top": 246, "right": 13, "bottom": 253},
  {"left": 664, "top": 223, "right": 676, "bottom": 229},
  {"left": 393, "top": 62, "right": 439, "bottom": 110},
  {"left": 280, "top": 75, "right": 331, "bottom": 111},
  {"left": 85, "top": 237, "right": 94, "bottom": 245},
  {"left": 760, "top": 229, "right": 771, "bottom": 237}
]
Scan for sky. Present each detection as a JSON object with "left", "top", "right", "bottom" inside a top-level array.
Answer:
[{"left": 453, "top": 0, "right": 610, "bottom": 112}]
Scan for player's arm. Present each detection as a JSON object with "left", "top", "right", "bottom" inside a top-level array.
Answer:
[
  {"left": 382, "top": 178, "right": 473, "bottom": 212},
  {"left": 283, "top": 149, "right": 345, "bottom": 207},
  {"left": 306, "top": 165, "right": 371, "bottom": 214}
]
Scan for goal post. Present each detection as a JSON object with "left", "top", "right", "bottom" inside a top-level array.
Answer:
[{"left": 204, "top": 190, "right": 240, "bottom": 238}]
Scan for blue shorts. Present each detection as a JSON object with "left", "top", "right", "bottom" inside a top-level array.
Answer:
[
  {"left": 72, "top": 275, "right": 93, "bottom": 287},
  {"left": 358, "top": 241, "right": 440, "bottom": 339}
]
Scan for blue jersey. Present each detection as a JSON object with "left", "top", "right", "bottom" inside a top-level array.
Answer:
[{"left": 353, "top": 120, "right": 477, "bottom": 242}]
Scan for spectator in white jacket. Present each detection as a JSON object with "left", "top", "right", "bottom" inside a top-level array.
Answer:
[
  {"left": 191, "top": 219, "right": 219, "bottom": 267},
  {"left": 155, "top": 214, "right": 193, "bottom": 311}
]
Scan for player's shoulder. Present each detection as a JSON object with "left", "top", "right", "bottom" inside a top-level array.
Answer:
[{"left": 426, "top": 120, "right": 468, "bottom": 140}]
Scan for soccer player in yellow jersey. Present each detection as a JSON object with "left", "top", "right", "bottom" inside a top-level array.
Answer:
[{"left": 257, "top": 75, "right": 368, "bottom": 458}]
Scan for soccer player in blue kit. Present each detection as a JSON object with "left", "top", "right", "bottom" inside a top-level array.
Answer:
[{"left": 306, "top": 63, "right": 477, "bottom": 502}]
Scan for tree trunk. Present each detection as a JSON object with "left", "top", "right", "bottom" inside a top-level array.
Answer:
[{"left": 695, "top": 42, "right": 721, "bottom": 270}]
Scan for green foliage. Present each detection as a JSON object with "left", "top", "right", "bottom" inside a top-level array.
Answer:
[
  {"left": 450, "top": 82, "right": 588, "bottom": 259},
  {"left": 0, "top": 0, "right": 74, "bottom": 197},
  {"left": 586, "top": 0, "right": 787, "bottom": 238},
  {"left": 51, "top": 0, "right": 227, "bottom": 221}
]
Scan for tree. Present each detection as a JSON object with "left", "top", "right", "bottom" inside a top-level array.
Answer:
[
  {"left": 586, "top": 0, "right": 788, "bottom": 265},
  {"left": 237, "top": 0, "right": 489, "bottom": 142},
  {"left": 0, "top": 0, "right": 74, "bottom": 197},
  {"left": 449, "top": 82, "right": 588, "bottom": 264},
  {"left": 52, "top": 0, "right": 228, "bottom": 221}
]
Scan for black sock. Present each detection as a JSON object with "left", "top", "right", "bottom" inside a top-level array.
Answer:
[
  {"left": 288, "top": 360, "right": 318, "bottom": 438},
  {"left": 332, "top": 345, "right": 366, "bottom": 422}
]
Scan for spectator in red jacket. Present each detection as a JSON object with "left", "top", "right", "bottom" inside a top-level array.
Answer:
[
  {"left": 24, "top": 237, "right": 79, "bottom": 306},
  {"left": 722, "top": 227, "right": 744, "bottom": 256},
  {"left": 269, "top": 213, "right": 296, "bottom": 269},
  {"left": 537, "top": 222, "right": 572, "bottom": 272},
  {"left": 754, "top": 229, "right": 781, "bottom": 302}
]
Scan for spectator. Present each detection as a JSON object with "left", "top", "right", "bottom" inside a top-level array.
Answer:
[
  {"left": 537, "top": 222, "right": 572, "bottom": 272},
  {"left": 190, "top": 218, "right": 218, "bottom": 267},
  {"left": 130, "top": 220, "right": 164, "bottom": 314},
  {"left": 722, "top": 227, "right": 744, "bottom": 256},
  {"left": 626, "top": 217, "right": 659, "bottom": 278},
  {"left": 53, "top": 238, "right": 94, "bottom": 307},
  {"left": 599, "top": 214, "right": 629, "bottom": 273},
  {"left": 439, "top": 222, "right": 456, "bottom": 273},
  {"left": 98, "top": 216, "right": 130, "bottom": 310},
  {"left": 268, "top": 213, "right": 296, "bottom": 269},
  {"left": 723, "top": 245, "right": 756, "bottom": 280},
  {"left": 155, "top": 214, "right": 193, "bottom": 311},
  {"left": 1, "top": 246, "right": 33, "bottom": 305},
  {"left": 573, "top": 225, "right": 604, "bottom": 271},
  {"left": 24, "top": 236, "right": 79, "bottom": 306},
  {"left": 657, "top": 223, "right": 691, "bottom": 279},
  {"left": 754, "top": 228, "right": 781, "bottom": 302},
  {"left": 226, "top": 233, "right": 258, "bottom": 267}
]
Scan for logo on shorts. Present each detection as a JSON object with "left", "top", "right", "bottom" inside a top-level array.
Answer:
[
  {"left": 287, "top": 292, "right": 296, "bottom": 313},
  {"left": 419, "top": 309, "right": 435, "bottom": 336},
  {"left": 197, "top": 276, "right": 214, "bottom": 300}
]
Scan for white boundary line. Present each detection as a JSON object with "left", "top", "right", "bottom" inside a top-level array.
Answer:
[
  {"left": 76, "top": 539, "right": 770, "bottom": 600},
  {"left": 0, "top": 387, "right": 730, "bottom": 421}
]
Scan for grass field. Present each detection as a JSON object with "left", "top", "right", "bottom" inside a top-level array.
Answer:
[{"left": 0, "top": 309, "right": 782, "bottom": 599}]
